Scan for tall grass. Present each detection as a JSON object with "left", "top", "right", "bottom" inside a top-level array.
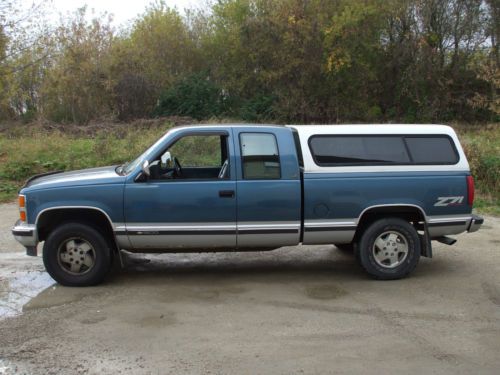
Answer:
[
  {"left": 0, "top": 122, "right": 498, "bottom": 215},
  {"left": 456, "top": 124, "right": 500, "bottom": 215}
]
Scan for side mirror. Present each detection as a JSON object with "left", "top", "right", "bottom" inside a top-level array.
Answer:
[
  {"left": 141, "top": 160, "right": 151, "bottom": 177},
  {"left": 161, "top": 151, "right": 172, "bottom": 167}
]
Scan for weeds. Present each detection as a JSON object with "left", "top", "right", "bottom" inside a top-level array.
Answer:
[{"left": 456, "top": 124, "right": 500, "bottom": 214}]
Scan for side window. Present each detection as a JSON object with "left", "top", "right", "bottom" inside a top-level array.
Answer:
[
  {"left": 405, "top": 136, "right": 458, "bottom": 164},
  {"left": 168, "top": 135, "right": 222, "bottom": 167},
  {"left": 240, "top": 133, "right": 281, "bottom": 179},
  {"left": 309, "top": 136, "right": 410, "bottom": 165},
  {"left": 150, "top": 134, "right": 229, "bottom": 180}
]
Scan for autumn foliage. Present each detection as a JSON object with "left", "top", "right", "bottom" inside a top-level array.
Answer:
[{"left": 0, "top": 0, "right": 498, "bottom": 124}]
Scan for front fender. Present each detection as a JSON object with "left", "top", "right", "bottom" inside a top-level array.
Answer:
[{"left": 26, "top": 185, "right": 125, "bottom": 225}]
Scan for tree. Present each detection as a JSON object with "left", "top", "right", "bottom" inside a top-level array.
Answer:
[
  {"left": 39, "top": 8, "right": 114, "bottom": 124},
  {"left": 0, "top": 24, "right": 11, "bottom": 118},
  {"left": 107, "top": 1, "right": 200, "bottom": 119},
  {"left": 0, "top": 0, "right": 497, "bottom": 124},
  {"left": 323, "top": 0, "right": 386, "bottom": 121},
  {"left": 0, "top": 0, "right": 52, "bottom": 121}
]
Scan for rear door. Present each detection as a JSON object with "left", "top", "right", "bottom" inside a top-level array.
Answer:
[{"left": 233, "top": 127, "right": 302, "bottom": 248}]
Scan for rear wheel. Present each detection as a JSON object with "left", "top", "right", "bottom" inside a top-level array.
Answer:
[
  {"left": 43, "top": 222, "right": 112, "bottom": 286},
  {"left": 356, "top": 218, "right": 420, "bottom": 280}
]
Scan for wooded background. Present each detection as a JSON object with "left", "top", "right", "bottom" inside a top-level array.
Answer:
[{"left": 0, "top": 0, "right": 499, "bottom": 124}]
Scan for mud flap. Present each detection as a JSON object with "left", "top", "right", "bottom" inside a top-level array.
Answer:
[
  {"left": 26, "top": 246, "right": 37, "bottom": 256},
  {"left": 419, "top": 223, "right": 432, "bottom": 258},
  {"left": 117, "top": 249, "right": 125, "bottom": 268}
]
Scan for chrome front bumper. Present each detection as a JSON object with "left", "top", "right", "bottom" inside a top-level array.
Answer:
[
  {"left": 12, "top": 220, "right": 38, "bottom": 252},
  {"left": 467, "top": 214, "right": 484, "bottom": 233}
]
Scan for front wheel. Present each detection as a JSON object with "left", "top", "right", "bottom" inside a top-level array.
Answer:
[
  {"left": 356, "top": 218, "right": 420, "bottom": 280},
  {"left": 43, "top": 222, "right": 112, "bottom": 286}
]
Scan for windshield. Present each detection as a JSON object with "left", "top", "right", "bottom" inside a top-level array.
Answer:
[{"left": 120, "top": 132, "right": 171, "bottom": 175}]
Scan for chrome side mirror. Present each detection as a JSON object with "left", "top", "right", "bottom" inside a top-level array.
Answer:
[
  {"left": 141, "top": 160, "right": 151, "bottom": 177},
  {"left": 161, "top": 151, "right": 172, "bottom": 167}
]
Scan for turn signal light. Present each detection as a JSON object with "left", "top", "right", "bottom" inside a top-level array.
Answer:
[
  {"left": 19, "top": 194, "right": 26, "bottom": 222},
  {"left": 19, "top": 195, "right": 25, "bottom": 208}
]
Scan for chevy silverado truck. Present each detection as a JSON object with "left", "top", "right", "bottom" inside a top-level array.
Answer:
[{"left": 12, "top": 124, "right": 483, "bottom": 286}]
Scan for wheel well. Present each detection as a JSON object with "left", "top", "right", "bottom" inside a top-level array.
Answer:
[
  {"left": 37, "top": 208, "right": 117, "bottom": 251},
  {"left": 353, "top": 206, "right": 426, "bottom": 243}
]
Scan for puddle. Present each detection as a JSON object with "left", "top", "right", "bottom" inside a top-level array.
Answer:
[
  {"left": 0, "top": 254, "right": 55, "bottom": 320},
  {"left": 0, "top": 359, "right": 12, "bottom": 374},
  {"left": 0, "top": 358, "right": 28, "bottom": 375},
  {"left": 0, "top": 271, "right": 54, "bottom": 319},
  {"left": 23, "top": 284, "right": 95, "bottom": 311}
]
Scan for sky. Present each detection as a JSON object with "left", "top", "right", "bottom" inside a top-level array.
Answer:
[{"left": 22, "top": 0, "right": 202, "bottom": 26}]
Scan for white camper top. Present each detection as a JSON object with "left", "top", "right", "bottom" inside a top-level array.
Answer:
[{"left": 286, "top": 124, "right": 469, "bottom": 173}]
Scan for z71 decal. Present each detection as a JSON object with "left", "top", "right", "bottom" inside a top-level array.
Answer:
[{"left": 434, "top": 196, "right": 464, "bottom": 207}]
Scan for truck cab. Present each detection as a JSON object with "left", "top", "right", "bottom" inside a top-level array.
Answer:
[
  {"left": 12, "top": 124, "right": 483, "bottom": 286},
  {"left": 121, "top": 125, "right": 302, "bottom": 250}
]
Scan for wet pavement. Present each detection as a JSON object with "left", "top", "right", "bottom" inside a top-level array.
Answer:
[{"left": 0, "top": 202, "right": 500, "bottom": 374}]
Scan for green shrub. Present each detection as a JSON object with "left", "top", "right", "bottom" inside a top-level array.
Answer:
[
  {"left": 154, "top": 74, "right": 229, "bottom": 120},
  {"left": 458, "top": 124, "right": 500, "bottom": 214},
  {"left": 240, "top": 95, "right": 276, "bottom": 122}
]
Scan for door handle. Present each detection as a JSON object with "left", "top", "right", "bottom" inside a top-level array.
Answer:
[{"left": 219, "top": 190, "right": 235, "bottom": 198}]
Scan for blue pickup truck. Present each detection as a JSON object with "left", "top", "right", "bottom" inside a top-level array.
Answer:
[{"left": 12, "top": 124, "right": 483, "bottom": 286}]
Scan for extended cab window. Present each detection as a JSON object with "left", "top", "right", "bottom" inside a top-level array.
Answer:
[
  {"left": 240, "top": 133, "right": 280, "bottom": 179},
  {"left": 149, "top": 134, "right": 229, "bottom": 180},
  {"left": 309, "top": 136, "right": 410, "bottom": 165},
  {"left": 405, "top": 136, "right": 458, "bottom": 164}
]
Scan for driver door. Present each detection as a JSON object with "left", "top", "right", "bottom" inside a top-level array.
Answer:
[{"left": 123, "top": 130, "right": 237, "bottom": 250}]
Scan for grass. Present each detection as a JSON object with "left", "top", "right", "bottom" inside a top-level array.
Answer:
[
  {"left": 0, "top": 120, "right": 498, "bottom": 216},
  {"left": 455, "top": 123, "right": 500, "bottom": 216},
  {"left": 473, "top": 196, "right": 500, "bottom": 216},
  {"left": 0, "top": 121, "right": 175, "bottom": 202}
]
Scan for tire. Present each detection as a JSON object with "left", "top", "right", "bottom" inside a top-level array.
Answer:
[
  {"left": 356, "top": 218, "right": 420, "bottom": 280},
  {"left": 43, "top": 222, "right": 112, "bottom": 286},
  {"left": 334, "top": 243, "right": 354, "bottom": 252}
]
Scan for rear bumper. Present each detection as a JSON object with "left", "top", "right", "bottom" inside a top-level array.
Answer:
[
  {"left": 12, "top": 220, "right": 38, "bottom": 248},
  {"left": 428, "top": 214, "right": 483, "bottom": 237},
  {"left": 467, "top": 214, "right": 483, "bottom": 233}
]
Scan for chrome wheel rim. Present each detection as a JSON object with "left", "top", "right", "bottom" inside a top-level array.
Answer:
[
  {"left": 57, "top": 237, "right": 96, "bottom": 275},
  {"left": 372, "top": 231, "right": 409, "bottom": 269}
]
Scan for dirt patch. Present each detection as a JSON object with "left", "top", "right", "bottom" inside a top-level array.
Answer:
[
  {"left": 482, "top": 282, "right": 500, "bottom": 306},
  {"left": 305, "top": 284, "right": 348, "bottom": 300}
]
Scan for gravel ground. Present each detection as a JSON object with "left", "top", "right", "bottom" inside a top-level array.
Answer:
[{"left": 0, "top": 202, "right": 499, "bottom": 374}]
